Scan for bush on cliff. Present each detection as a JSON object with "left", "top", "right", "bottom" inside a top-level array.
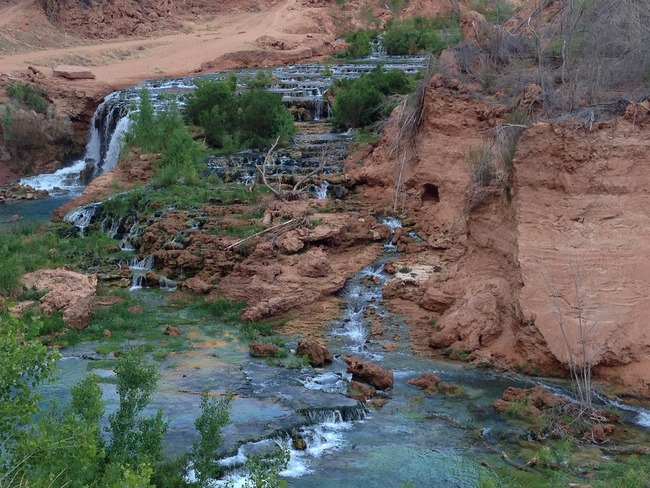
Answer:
[{"left": 338, "top": 29, "right": 377, "bottom": 58}]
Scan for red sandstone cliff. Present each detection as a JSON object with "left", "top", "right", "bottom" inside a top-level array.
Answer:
[{"left": 350, "top": 76, "right": 650, "bottom": 394}]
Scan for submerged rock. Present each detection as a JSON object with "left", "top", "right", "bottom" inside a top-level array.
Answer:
[
  {"left": 344, "top": 357, "right": 394, "bottom": 390},
  {"left": 249, "top": 343, "right": 279, "bottom": 357},
  {"left": 296, "top": 338, "right": 333, "bottom": 367}
]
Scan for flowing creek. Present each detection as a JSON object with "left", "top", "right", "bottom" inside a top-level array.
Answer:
[{"left": 17, "top": 54, "right": 650, "bottom": 485}]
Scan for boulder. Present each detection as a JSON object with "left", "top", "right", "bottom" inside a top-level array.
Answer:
[
  {"left": 344, "top": 357, "right": 394, "bottom": 390},
  {"left": 297, "top": 248, "right": 332, "bottom": 278},
  {"left": 53, "top": 66, "right": 96, "bottom": 80},
  {"left": 347, "top": 380, "right": 376, "bottom": 401},
  {"left": 407, "top": 373, "right": 442, "bottom": 390},
  {"left": 249, "top": 343, "right": 279, "bottom": 357},
  {"left": 21, "top": 268, "right": 97, "bottom": 329},
  {"left": 276, "top": 230, "right": 304, "bottom": 253},
  {"left": 296, "top": 338, "right": 333, "bottom": 367},
  {"left": 184, "top": 276, "right": 212, "bottom": 294}
]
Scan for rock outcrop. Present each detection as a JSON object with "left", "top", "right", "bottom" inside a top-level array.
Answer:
[
  {"left": 344, "top": 357, "right": 394, "bottom": 390},
  {"left": 21, "top": 268, "right": 97, "bottom": 329},
  {"left": 296, "top": 338, "right": 333, "bottom": 367},
  {"left": 53, "top": 66, "right": 96, "bottom": 80},
  {"left": 351, "top": 70, "right": 650, "bottom": 394}
]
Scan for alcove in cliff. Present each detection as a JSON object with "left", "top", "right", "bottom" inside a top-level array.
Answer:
[{"left": 421, "top": 183, "right": 440, "bottom": 204}]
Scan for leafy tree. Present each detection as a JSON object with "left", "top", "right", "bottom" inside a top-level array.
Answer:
[
  {"left": 105, "top": 349, "right": 168, "bottom": 469},
  {"left": 0, "top": 315, "right": 59, "bottom": 452},
  {"left": 243, "top": 446, "right": 290, "bottom": 488},
  {"left": 340, "top": 30, "right": 376, "bottom": 58},
  {"left": 381, "top": 18, "right": 446, "bottom": 55},
  {"left": 8, "top": 376, "right": 105, "bottom": 487},
  {"left": 192, "top": 390, "right": 232, "bottom": 483},
  {"left": 239, "top": 89, "right": 294, "bottom": 148},
  {"left": 184, "top": 75, "right": 295, "bottom": 151}
]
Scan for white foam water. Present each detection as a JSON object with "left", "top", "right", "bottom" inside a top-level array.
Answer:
[{"left": 129, "top": 255, "right": 154, "bottom": 291}]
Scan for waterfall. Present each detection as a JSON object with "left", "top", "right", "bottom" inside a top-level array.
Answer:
[
  {"left": 333, "top": 217, "right": 403, "bottom": 356},
  {"left": 370, "top": 37, "right": 387, "bottom": 59},
  {"left": 119, "top": 221, "right": 139, "bottom": 252},
  {"left": 210, "top": 407, "right": 365, "bottom": 486},
  {"left": 159, "top": 276, "right": 178, "bottom": 291},
  {"left": 314, "top": 98, "right": 323, "bottom": 121},
  {"left": 129, "top": 255, "right": 154, "bottom": 291},
  {"left": 19, "top": 92, "right": 132, "bottom": 195},
  {"left": 313, "top": 181, "right": 329, "bottom": 199},
  {"left": 63, "top": 202, "right": 102, "bottom": 232}
]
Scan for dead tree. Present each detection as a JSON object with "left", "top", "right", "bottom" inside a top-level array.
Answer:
[{"left": 256, "top": 137, "right": 328, "bottom": 201}]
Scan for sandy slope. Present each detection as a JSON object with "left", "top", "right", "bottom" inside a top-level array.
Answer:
[{"left": 0, "top": 0, "right": 336, "bottom": 89}]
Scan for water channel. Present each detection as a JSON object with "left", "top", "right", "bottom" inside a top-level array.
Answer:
[{"left": 14, "top": 53, "right": 650, "bottom": 486}]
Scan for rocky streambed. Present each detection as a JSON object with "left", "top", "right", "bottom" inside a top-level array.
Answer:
[{"left": 15, "top": 55, "right": 650, "bottom": 486}]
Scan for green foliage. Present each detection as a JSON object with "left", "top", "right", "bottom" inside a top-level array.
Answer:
[
  {"left": 125, "top": 87, "right": 204, "bottom": 192},
  {"left": 469, "top": 0, "right": 515, "bottom": 23},
  {"left": 105, "top": 349, "right": 168, "bottom": 468},
  {"left": 240, "top": 320, "right": 282, "bottom": 341},
  {"left": 504, "top": 398, "right": 531, "bottom": 418},
  {"left": 0, "top": 315, "right": 59, "bottom": 451},
  {"left": 595, "top": 454, "right": 650, "bottom": 488},
  {"left": 6, "top": 83, "right": 49, "bottom": 114},
  {"left": 184, "top": 76, "right": 295, "bottom": 151},
  {"left": 188, "top": 297, "right": 246, "bottom": 323},
  {"left": 7, "top": 375, "right": 105, "bottom": 488},
  {"left": 244, "top": 70, "right": 273, "bottom": 89},
  {"left": 29, "top": 308, "right": 66, "bottom": 336},
  {"left": 381, "top": 18, "right": 448, "bottom": 56},
  {"left": 192, "top": 391, "right": 232, "bottom": 483},
  {"left": 331, "top": 66, "right": 414, "bottom": 129},
  {"left": 340, "top": 30, "right": 376, "bottom": 58},
  {"left": 242, "top": 446, "right": 290, "bottom": 488}
]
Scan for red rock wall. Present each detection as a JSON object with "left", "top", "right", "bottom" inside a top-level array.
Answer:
[
  {"left": 513, "top": 105, "right": 650, "bottom": 392},
  {"left": 354, "top": 79, "right": 650, "bottom": 393}
]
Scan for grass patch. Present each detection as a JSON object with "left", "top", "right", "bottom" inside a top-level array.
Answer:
[
  {"left": 240, "top": 319, "right": 286, "bottom": 341},
  {"left": 188, "top": 297, "right": 246, "bottom": 323},
  {"left": 208, "top": 222, "right": 265, "bottom": 238}
]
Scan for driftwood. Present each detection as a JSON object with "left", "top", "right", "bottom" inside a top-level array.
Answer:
[
  {"left": 256, "top": 136, "right": 327, "bottom": 201},
  {"left": 225, "top": 218, "right": 300, "bottom": 251}
]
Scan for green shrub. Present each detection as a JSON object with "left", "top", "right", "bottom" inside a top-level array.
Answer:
[
  {"left": 331, "top": 66, "right": 414, "bottom": 129},
  {"left": 340, "top": 30, "right": 376, "bottom": 58},
  {"left": 184, "top": 75, "right": 238, "bottom": 127},
  {"left": 185, "top": 77, "right": 295, "bottom": 151},
  {"left": 105, "top": 349, "right": 168, "bottom": 468},
  {"left": 382, "top": 18, "right": 447, "bottom": 55},
  {"left": 192, "top": 391, "right": 232, "bottom": 483},
  {"left": 6, "top": 83, "right": 49, "bottom": 114}
]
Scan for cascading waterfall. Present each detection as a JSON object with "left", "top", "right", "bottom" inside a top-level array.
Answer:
[
  {"left": 211, "top": 408, "right": 366, "bottom": 486},
  {"left": 333, "top": 217, "right": 402, "bottom": 356},
  {"left": 129, "top": 255, "right": 154, "bottom": 291},
  {"left": 19, "top": 93, "right": 132, "bottom": 195},
  {"left": 313, "top": 181, "right": 329, "bottom": 199},
  {"left": 18, "top": 53, "right": 428, "bottom": 202},
  {"left": 63, "top": 202, "right": 102, "bottom": 232}
]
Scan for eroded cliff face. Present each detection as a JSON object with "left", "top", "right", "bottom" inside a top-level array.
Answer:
[
  {"left": 351, "top": 77, "right": 650, "bottom": 394},
  {"left": 514, "top": 102, "right": 650, "bottom": 393}
]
